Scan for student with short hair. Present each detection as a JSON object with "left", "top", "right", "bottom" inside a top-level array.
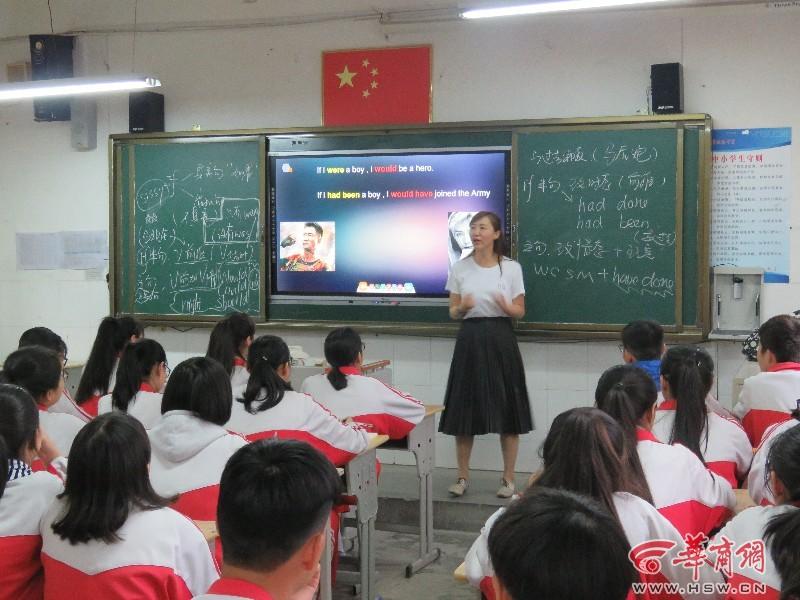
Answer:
[
  {"left": 206, "top": 312, "right": 256, "bottom": 398},
  {"left": 195, "top": 439, "right": 342, "bottom": 600},
  {"left": 226, "top": 335, "right": 368, "bottom": 466},
  {"left": 653, "top": 346, "right": 752, "bottom": 488},
  {"left": 75, "top": 316, "right": 144, "bottom": 416},
  {"left": 733, "top": 314, "right": 800, "bottom": 446},
  {"left": 711, "top": 425, "right": 800, "bottom": 599},
  {"left": 300, "top": 327, "right": 424, "bottom": 439},
  {"left": 19, "top": 326, "right": 90, "bottom": 422},
  {"left": 748, "top": 407, "right": 800, "bottom": 506},
  {"left": 465, "top": 408, "right": 721, "bottom": 600},
  {"left": 0, "top": 384, "right": 63, "bottom": 600},
  {"left": 621, "top": 319, "right": 665, "bottom": 390},
  {"left": 486, "top": 487, "right": 636, "bottom": 600},
  {"left": 40, "top": 413, "right": 219, "bottom": 599},
  {"left": 2, "top": 346, "right": 84, "bottom": 457},
  {"left": 97, "top": 339, "right": 168, "bottom": 429},
  {"left": 596, "top": 364, "right": 735, "bottom": 537},
  {"left": 148, "top": 357, "right": 247, "bottom": 523}
]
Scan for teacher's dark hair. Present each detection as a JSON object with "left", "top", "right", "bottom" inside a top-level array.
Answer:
[
  {"left": 488, "top": 487, "right": 635, "bottom": 600},
  {"left": 324, "top": 327, "right": 362, "bottom": 391},
  {"left": 51, "top": 413, "right": 169, "bottom": 544}
]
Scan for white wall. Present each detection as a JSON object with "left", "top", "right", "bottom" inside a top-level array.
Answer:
[{"left": 1, "top": 1, "right": 798, "bottom": 470}]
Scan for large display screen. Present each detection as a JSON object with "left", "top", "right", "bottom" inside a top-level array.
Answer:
[{"left": 269, "top": 150, "right": 510, "bottom": 298}]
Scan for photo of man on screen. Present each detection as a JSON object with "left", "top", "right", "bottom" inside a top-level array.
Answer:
[{"left": 280, "top": 222, "right": 334, "bottom": 272}]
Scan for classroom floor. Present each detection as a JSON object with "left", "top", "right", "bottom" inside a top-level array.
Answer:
[{"left": 333, "top": 528, "right": 478, "bottom": 600}]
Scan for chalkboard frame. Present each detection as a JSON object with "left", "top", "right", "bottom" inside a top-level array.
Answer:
[
  {"left": 109, "top": 114, "right": 711, "bottom": 340},
  {"left": 110, "top": 134, "right": 268, "bottom": 322},
  {"left": 512, "top": 121, "right": 688, "bottom": 333}
]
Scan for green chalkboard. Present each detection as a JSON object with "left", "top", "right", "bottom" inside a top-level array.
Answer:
[
  {"left": 516, "top": 124, "right": 685, "bottom": 328},
  {"left": 113, "top": 136, "right": 265, "bottom": 319}
]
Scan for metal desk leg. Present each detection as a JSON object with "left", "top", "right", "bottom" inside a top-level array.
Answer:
[
  {"left": 346, "top": 448, "right": 379, "bottom": 599},
  {"left": 405, "top": 414, "right": 441, "bottom": 577},
  {"left": 319, "top": 516, "right": 333, "bottom": 600}
]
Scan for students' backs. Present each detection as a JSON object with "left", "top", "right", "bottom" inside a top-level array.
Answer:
[{"left": 733, "top": 367, "right": 800, "bottom": 446}]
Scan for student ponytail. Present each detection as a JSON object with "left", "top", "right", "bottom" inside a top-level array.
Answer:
[
  {"left": 324, "top": 327, "right": 363, "bottom": 391},
  {"left": 661, "top": 346, "right": 713, "bottom": 464},
  {"left": 207, "top": 312, "right": 256, "bottom": 376},
  {"left": 111, "top": 339, "right": 166, "bottom": 413},
  {"left": 763, "top": 426, "right": 800, "bottom": 600},
  {"left": 594, "top": 364, "right": 657, "bottom": 505},
  {"left": 241, "top": 335, "right": 292, "bottom": 413},
  {"left": 0, "top": 384, "right": 39, "bottom": 500},
  {"left": 76, "top": 316, "right": 143, "bottom": 404}
]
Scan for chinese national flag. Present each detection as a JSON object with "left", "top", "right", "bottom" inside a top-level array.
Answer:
[{"left": 322, "top": 45, "right": 431, "bottom": 127}]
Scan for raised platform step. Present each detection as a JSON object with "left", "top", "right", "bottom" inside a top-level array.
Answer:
[{"left": 376, "top": 465, "right": 531, "bottom": 533}]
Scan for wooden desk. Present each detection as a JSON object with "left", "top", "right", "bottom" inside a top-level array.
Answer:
[
  {"left": 193, "top": 520, "right": 217, "bottom": 543},
  {"left": 734, "top": 488, "right": 756, "bottom": 514},
  {"left": 454, "top": 561, "right": 467, "bottom": 583},
  {"left": 382, "top": 404, "right": 444, "bottom": 577},
  {"left": 340, "top": 433, "right": 389, "bottom": 600}
]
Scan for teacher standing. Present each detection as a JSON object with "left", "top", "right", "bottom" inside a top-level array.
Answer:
[{"left": 439, "top": 211, "right": 533, "bottom": 498}]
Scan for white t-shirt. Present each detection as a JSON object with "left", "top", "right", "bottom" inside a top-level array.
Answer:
[{"left": 446, "top": 256, "right": 525, "bottom": 319}]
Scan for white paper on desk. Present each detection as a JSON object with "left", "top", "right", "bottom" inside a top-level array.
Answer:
[
  {"left": 60, "top": 230, "right": 108, "bottom": 269},
  {"left": 16, "top": 232, "right": 63, "bottom": 270},
  {"left": 16, "top": 230, "right": 108, "bottom": 271}
]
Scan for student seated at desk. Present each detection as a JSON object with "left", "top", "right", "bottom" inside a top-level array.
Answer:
[
  {"left": 148, "top": 357, "right": 247, "bottom": 523},
  {"left": 596, "top": 364, "right": 735, "bottom": 538},
  {"left": 300, "top": 327, "right": 424, "bottom": 440},
  {"left": 18, "top": 326, "right": 90, "bottom": 423},
  {"left": 0, "top": 384, "right": 64, "bottom": 600},
  {"left": 747, "top": 408, "right": 800, "bottom": 506},
  {"left": 652, "top": 346, "right": 752, "bottom": 489},
  {"left": 194, "top": 440, "right": 341, "bottom": 600},
  {"left": 484, "top": 487, "right": 636, "bottom": 600},
  {"left": 465, "top": 408, "right": 721, "bottom": 600},
  {"left": 2, "top": 346, "right": 84, "bottom": 459},
  {"left": 98, "top": 339, "right": 168, "bottom": 429},
  {"left": 40, "top": 413, "right": 219, "bottom": 599},
  {"left": 733, "top": 314, "right": 800, "bottom": 447},
  {"left": 227, "top": 335, "right": 368, "bottom": 467},
  {"left": 206, "top": 312, "right": 255, "bottom": 399},
  {"left": 75, "top": 316, "right": 144, "bottom": 417},
  {"left": 710, "top": 425, "right": 800, "bottom": 600}
]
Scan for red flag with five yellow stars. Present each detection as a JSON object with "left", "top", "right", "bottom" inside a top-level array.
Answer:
[{"left": 322, "top": 45, "right": 431, "bottom": 126}]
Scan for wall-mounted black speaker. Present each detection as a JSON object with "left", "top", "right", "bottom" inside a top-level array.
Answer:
[
  {"left": 129, "top": 91, "right": 165, "bottom": 133},
  {"left": 651, "top": 62, "right": 683, "bottom": 114},
  {"left": 29, "top": 34, "right": 74, "bottom": 122}
]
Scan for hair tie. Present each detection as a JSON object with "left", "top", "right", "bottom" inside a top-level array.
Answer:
[
  {"left": 613, "top": 382, "right": 625, "bottom": 390},
  {"left": 261, "top": 354, "right": 270, "bottom": 363}
]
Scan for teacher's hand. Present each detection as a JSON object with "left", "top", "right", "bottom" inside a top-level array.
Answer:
[
  {"left": 460, "top": 294, "right": 476, "bottom": 313},
  {"left": 495, "top": 293, "right": 525, "bottom": 319}
]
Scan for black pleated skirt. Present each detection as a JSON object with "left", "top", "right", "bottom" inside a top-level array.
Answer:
[{"left": 439, "top": 317, "right": 534, "bottom": 436}]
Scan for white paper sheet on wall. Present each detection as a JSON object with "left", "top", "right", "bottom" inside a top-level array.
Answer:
[{"left": 15, "top": 230, "right": 108, "bottom": 271}]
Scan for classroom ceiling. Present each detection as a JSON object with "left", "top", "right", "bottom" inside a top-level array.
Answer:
[{"left": 0, "top": 0, "right": 768, "bottom": 40}]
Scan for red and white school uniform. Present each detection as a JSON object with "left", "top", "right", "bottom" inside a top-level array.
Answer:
[
  {"left": 637, "top": 428, "right": 735, "bottom": 537},
  {"left": 225, "top": 390, "right": 369, "bottom": 467},
  {"left": 0, "top": 461, "right": 63, "bottom": 600},
  {"left": 710, "top": 505, "right": 794, "bottom": 600},
  {"left": 194, "top": 578, "right": 273, "bottom": 600},
  {"left": 747, "top": 419, "right": 799, "bottom": 506},
  {"left": 732, "top": 362, "right": 800, "bottom": 447},
  {"left": 230, "top": 357, "right": 249, "bottom": 399},
  {"left": 652, "top": 401, "right": 753, "bottom": 488},
  {"left": 38, "top": 404, "right": 84, "bottom": 457},
  {"left": 148, "top": 411, "right": 247, "bottom": 522},
  {"left": 97, "top": 383, "right": 163, "bottom": 429},
  {"left": 464, "top": 491, "right": 723, "bottom": 600},
  {"left": 40, "top": 500, "right": 219, "bottom": 600},
  {"left": 49, "top": 390, "right": 91, "bottom": 423},
  {"left": 77, "top": 366, "right": 120, "bottom": 418},
  {"left": 300, "top": 368, "right": 425, "bottom": 439}
]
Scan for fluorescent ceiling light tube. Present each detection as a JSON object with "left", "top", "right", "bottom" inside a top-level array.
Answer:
[
  {"left": 0, "top": 74, "right": 160, "bottom": 101},
  {"left": 462, "top": 0, "right": 671, "bottom": 19}
]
